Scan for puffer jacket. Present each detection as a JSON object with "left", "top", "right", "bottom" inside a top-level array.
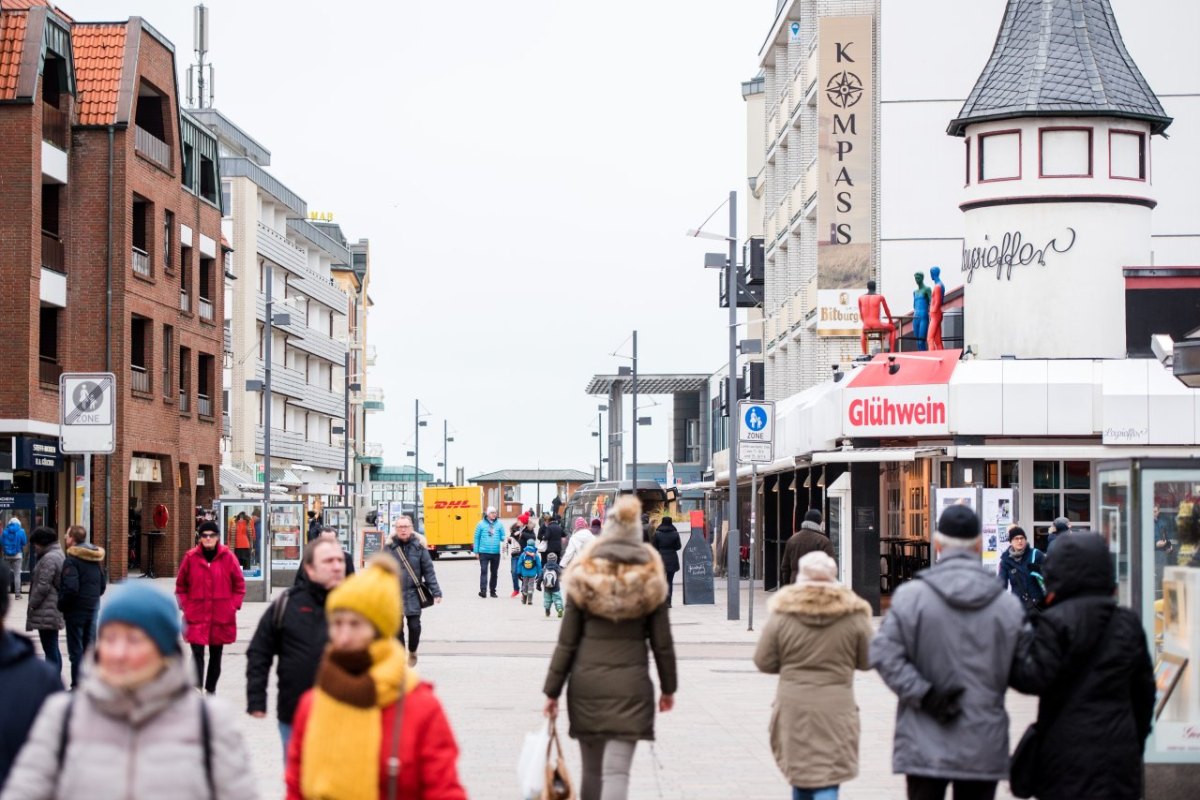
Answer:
[
  {"left": 386, "top": 536, "right": 443, "bottom": 616},
  {"left": 246, "top": 573, "right": 331, "bottom": 725},
  {"left": 544, "top": 531, "right": 677, "bottom": 742},
  {"left": 0, "top": 631, "right": 62, "bottom": 788},
  {"left": 652, "top": 521, "right": 682, "bottom": 573},
  {"left": 26, "top": 543, "right": 65, "bottom": 632},
  {"left": 1, "top": 520, "right": 26, "bottom": 557},
  {"left": 175, "top": 544, "right": 246, "bottom": 646},
  {"left": 58, "top": 544, "right": 106, "bottom": 615},
  {"left": 0, "top": 655, "right": 258, "bottom": 800},
  {"left": 780, "top": 521, "right": 836, "bottom": 585},
  {"left": 755, "top": 582, "right": 872, "bottom": 788},
  {"left": 1010, "top": 533, "right": 1155, "bottom": 800},
  {"left": 870, "top": 550, "right": 1024, "bottom": 781},
  {"left": 515, "top": 543, "right": 542, "bottom": 578},
  {"left": 473, "top": 518, "right": 505, "bottom": 555},
  {"left": 560, "top": 529, "right": 594, "bottom": 567}
]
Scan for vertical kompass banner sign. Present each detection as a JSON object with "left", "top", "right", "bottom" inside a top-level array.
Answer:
[{"left": 816, "top": 16, "right": 874, "bottom": 336}]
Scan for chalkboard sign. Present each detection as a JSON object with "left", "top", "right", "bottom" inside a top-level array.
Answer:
[
  {"left": 682, "top": 531, "right": 715, "bottom": 605},
  {"left": 360, "top": 529, "right": 384, "bottom": 567}
]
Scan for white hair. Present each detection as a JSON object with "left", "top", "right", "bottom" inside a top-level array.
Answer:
[{"left": 934, "top": 532, "right": 982, "bottom": 554}]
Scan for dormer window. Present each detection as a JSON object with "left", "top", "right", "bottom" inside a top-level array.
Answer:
[{"left": 1039, "top": 127, "right": 1092, "bottom": 178}]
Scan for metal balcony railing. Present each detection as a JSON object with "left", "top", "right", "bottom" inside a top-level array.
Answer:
[
  {"left": 131, "top": 364, "right": 150, "bottom": 393},
  {"left": 179, "top": 391, "right": 190, "bottom": 414},
  {"left": 42, "top": 103, "right": 68, "bottom": 149},
  {"left": 180, "top": 289, "right": 191, "bottom": 312},
  {"left": 132, "top": 247, "right": 150, "bottom": 277},
  {"left": 41, "top": 231, "right": 64, "bottom": 273},
  {"left": 199, "top": 297, "right": 214, "bottom": 321},
  {"left": 38, "top": 357, "right": 62, "bottom": 385},
  {"left": 197, "top": 393, "right": 213, "bottom": 417},
  {"left": 135, "top": 126, "right": 171, "bottom": 170}
]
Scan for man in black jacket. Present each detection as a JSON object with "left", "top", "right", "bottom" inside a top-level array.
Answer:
[
  {"left": 779, "top": 509, "right": 836, "bottom": 586},
  {"left": 246, "top": 537, "right": 346, "bottom": 758},
  {"left": 0, "top": 560, "right": 62, "bottom": 788},
  {"left": 58, "top": 525, "right": 106, "bottom": 689},
  {"left": 386, "top": 515, "right": 443, "bottom": 667},
  {"left": 538, "top": 516, "right": 566, "bottom": 559}
]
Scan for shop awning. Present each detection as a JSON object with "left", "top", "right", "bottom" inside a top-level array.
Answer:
[{"left": 812, "top": 446, "right": 945, "bottom": 464}]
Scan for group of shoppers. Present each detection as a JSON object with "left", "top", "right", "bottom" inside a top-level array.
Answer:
[{"left": 754, "top": 503, "right": 1154, "bottom": 800}]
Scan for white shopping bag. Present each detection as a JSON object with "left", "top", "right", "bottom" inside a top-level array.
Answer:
[{"left": 517, "top": 722, "right": 551, "bottom": 799}]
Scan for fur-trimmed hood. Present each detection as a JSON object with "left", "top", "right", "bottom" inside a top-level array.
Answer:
[
  {"left": 67, "top": 542, "right": 105, "bottom": 562},
  {"left": 564, "top": 540, "right": 668, "bottom": 621},
  {"left": 768, "top": 583, "right": 870, "bottom": 626}
]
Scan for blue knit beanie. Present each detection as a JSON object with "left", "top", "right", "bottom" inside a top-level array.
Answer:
[{"left": 99, "top": 583, "right": 182, "bottom": 656}]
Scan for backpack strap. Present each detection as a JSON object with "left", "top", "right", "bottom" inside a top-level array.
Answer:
[
  {"left": 199, "top": 694, "right": 216, "bottom": 799},
  {"left": 56, "top": 694, "right": 76, "bottom": 770},
  {"left": 272, "top": 589, "right": 291, "bottom": 632}
]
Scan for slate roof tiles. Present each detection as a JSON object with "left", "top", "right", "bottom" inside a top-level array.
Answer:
[{"left": 948, "top": 0, "right": 1172, "bottom": 136}]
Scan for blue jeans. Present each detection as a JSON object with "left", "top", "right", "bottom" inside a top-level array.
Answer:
[
  {"left": 793, "top": 788, "right": 838, "bottom": 800},
  {"left": 279, "top": 721, "right": 293, "bottom": 761},
  {"left": 510, "top": 555, "right": 521, "bottom": 592},
  {"left": 37, "top": 629, "right": 62, "bottom": 673},
  {"left": 64, "top": 610, "right": 96, "bottom": 689},
  {"left": 478, "top": 552, "right": 500, "bottom": 594}
]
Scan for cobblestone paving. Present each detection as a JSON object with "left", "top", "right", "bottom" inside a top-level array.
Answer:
[{"left": 6, "top": 556, "right": 1035, "bottom": 799}]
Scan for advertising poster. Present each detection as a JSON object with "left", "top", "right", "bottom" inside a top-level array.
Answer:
[
  {"left": 1153, "top": 566, "right": 1200, "bottom": 758},
  {"left": 981, "top": 488, "right": 1014, "bottom": 570},
  {"left": 816, "top": 16, "right": 874, "bottom": 337}
]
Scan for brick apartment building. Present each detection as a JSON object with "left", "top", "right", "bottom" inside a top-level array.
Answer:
[{"left": 0, "top": 0, "right": 224, "bottom": 578}]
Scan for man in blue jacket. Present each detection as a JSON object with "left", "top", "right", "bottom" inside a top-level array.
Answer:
[
  {"left": 998, "top": 527, "right": 1046, "bottom": 612},
  {"left": 473, "top": 506, "right": 506, "bottom": 598},
  {"left": 2, "top": 518, "right": 27, "bottom": 599}
]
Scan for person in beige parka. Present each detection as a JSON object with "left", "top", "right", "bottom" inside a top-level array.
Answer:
[{"left": 754, "top": 551, "right": 873, "bottom": 800}]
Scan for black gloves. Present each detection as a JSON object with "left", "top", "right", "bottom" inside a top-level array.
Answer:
[{"left": 921, "top": 686, "right": 965, "bottom": 724}]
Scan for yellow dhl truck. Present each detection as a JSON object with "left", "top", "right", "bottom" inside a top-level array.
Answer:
[{"left": 422, "top": 486, "right": 482, "bottom": 558}]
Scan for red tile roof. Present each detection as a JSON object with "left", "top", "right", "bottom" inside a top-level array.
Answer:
[
  {"left": 0, "top": 0, "right": 72, "bottom": 21},
  {"left": 73, "top": 23, "right": 126, "bottom": 126},
  {"left": 0, "top": 9, "right": 28, "bottom": 101}
]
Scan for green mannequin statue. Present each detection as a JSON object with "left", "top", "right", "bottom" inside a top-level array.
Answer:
[{"left": 912, "top": 272, "right": 932, "bottom": 352}]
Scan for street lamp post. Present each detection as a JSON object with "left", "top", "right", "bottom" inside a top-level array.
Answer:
[
  {"left": 725, "top": 191, "right": 739, "bottom": 621},
  {"left": 443, "top": 421, "right": 454, "bottom": 484},
  {"left": 631, "top": 330, "right": 638, "bottom": 492}
]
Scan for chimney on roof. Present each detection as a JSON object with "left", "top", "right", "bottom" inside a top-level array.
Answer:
[{"left": 186, "top": 3, "right": 214, "bottom": 109}]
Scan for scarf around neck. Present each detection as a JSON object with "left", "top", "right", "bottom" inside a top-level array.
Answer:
[{"left": 299, "top": 638, "right": 419, "bottom": 799}]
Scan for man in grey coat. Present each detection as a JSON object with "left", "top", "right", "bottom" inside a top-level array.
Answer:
[
  {"left": 386, "top": 514, "right": 442, "bottom": 668},
  {"left": 870, "top": 505, "right": 1024, "bottom": 800}
]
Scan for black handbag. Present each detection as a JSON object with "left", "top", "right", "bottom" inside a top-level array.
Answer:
[{"left": 395, "top": 545, "right": 435, "bottom": 609}]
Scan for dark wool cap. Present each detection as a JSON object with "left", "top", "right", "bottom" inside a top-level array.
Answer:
[
  {"left": 938, "top": 505, "right": 980, "bottom": 539},
  {"left": 1052, "top": 517, "right": 1071, "bottom": 532},
  {"left": 804, "top": 508, "right": 823, "bottom": 525},
  {"left": 197, "top": 520, "right": 220, "bottom": 535}
]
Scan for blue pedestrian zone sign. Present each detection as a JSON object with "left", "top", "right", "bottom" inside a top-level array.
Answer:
[{"left": 737, "top": 400, "right": 775, "bottom": 464}]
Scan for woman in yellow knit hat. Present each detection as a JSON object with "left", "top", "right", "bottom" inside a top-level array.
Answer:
[{"left": 284, "top": 555, "right": 466, "bottom": 799}]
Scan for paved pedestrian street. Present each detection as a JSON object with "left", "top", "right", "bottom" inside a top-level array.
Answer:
[{"left": 7, "top": 553, "right": 1036, "bottom": 799}]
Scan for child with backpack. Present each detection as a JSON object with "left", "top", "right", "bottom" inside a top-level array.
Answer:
[
  {"left": 515, "top": 541, "right": 542, "bottom": 605},
  {"left": 540, "top": 552, "right": 564, "bottom": 618}
]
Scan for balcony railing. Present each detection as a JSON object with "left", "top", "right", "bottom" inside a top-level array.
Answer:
[
  {"left": 132, "top": 246, "right": 150, "bottom": 277},
  {"left": 131, "top": 364, "right": 150, "bottom": 393},
  {"left": 180, "top": 289, "right": 191, "bottom": 312},
  {"left": 41, "top": 231, "right": 64, "bottom": 273},
  {"left": 179, "top": 391, "right": 190, "bottom": 414},
  {"left": 135, "top": 126, "right": 171, "bottom": 170},
  {"left": 197, "top": 393, "right": 213, "bottom": 417},
  {"left": 42, "top": 103, "right": 68, "bottom": 150},
  {"left": 38, "top": 357, "right": 62, "bottom": 385},
  {"left": 198, "top": 297, "right": 214, "bottom": 321}
]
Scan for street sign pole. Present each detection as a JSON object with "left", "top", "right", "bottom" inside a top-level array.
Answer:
[
  {"left": 60, "top": 372, "right": 116, "bottom": 546},
  {"left": 749, "top": 462, "right": 757, "bottom": 632},
  {"left": 737, "top": 398, "right": 774, "bottom": 632},
  {"left": 83, "top": 455, "right": 91, "bottom": 544}
]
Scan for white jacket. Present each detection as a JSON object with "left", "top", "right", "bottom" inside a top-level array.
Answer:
[{"left": 560, "top": 529, "right": 595, "bottom": 567}]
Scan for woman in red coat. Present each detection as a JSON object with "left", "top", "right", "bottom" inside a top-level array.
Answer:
[
  {"left": 285, "top": 555, "right": 466, "bottom": 800},
  {"left": 175, "top": 519, "right": 245, "bottom": 693}
]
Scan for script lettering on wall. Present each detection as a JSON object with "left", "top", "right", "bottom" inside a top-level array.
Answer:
[{"left": 961, "top": 228, "right": 1077, "bottom": 282}]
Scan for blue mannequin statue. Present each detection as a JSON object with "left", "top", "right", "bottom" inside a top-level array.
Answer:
[{"left": 912, "top": 271, "right": 932, "bottom": 352}]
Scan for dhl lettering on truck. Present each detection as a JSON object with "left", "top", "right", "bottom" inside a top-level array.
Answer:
[{"left": 432, "top": 500, "right": 474, "bottom": 509}]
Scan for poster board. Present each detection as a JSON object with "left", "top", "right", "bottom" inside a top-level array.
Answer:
[
  {"left": 360, "top": 528, "right": 384, "bottom": 567},
  {"left": 682, "top": 529, "right": 715, "bottom": 605},
  {"left": 981, "top": 488, "right": 1014, "bottom": 570}
]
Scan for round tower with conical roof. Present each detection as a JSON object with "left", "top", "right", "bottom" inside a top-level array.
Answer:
[{"left": 948, "top": 0, "right": 1172, "bottom": 359}]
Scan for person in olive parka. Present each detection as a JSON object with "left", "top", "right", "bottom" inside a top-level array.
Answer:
[
  {"left": 542, "top": 497, "right": 677, "bottom": 800},
  {"left": 1009, "top": 532, "right": 1155, "bottom": 800}
]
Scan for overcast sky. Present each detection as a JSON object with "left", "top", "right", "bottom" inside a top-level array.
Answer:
[{"left": 75, "top": 0, "right": 769, "bottom": 481}]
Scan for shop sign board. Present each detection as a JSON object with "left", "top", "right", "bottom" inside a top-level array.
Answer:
[
  {"left": 16, "top": 437, "right": 60, "bottom": 471},
  {"left": 843, "top": 383, "right": 950, "bottom": 437},
  {"left": 737, "top": 401, "right": 775, "bottom": 465},
  {"left": 816, "top": 16, "right": 875, "bottom": 337},
  {"left": 59, "top": 372, "right": 115, "bottom": 454}
]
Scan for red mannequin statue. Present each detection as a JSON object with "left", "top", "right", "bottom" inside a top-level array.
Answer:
[
  {"left": 858, "top": 280, "right": 896, "bottom": 354},
  {"left": 927, "top": 265, "right": 945, "bottom": 351}
]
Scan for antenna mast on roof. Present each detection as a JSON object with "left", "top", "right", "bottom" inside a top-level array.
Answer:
[{"left": 186, "top": 4, "right": 213, "bottom": 109}]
